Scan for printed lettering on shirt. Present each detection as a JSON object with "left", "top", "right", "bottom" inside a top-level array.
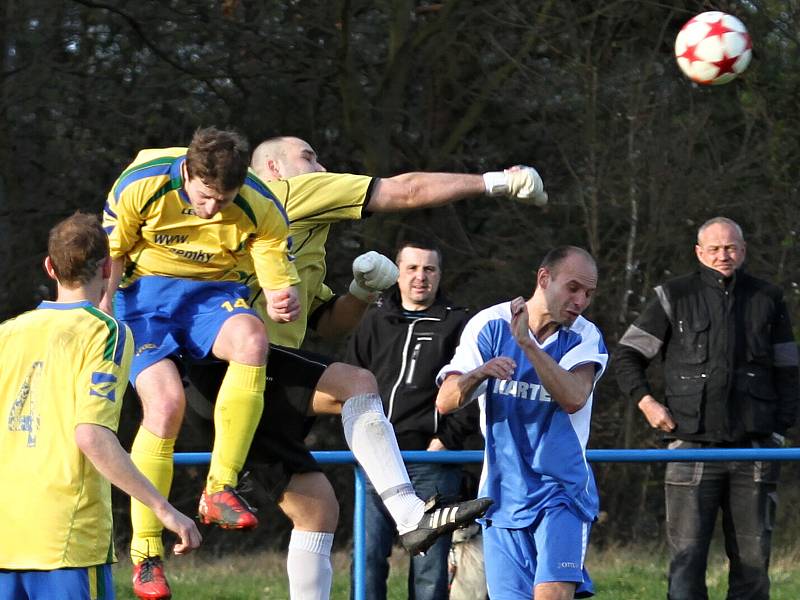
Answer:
[
  {"left": 154, "top": 233, "right": 189, "bottom": 245},
  {"left": 136, "top": 342, "right": 158, "bottom": 356},
  {"left": 167, "top": 247, "right": 214, "bottom": 263},
  {"left": 221, "top": 298, "right": 250, "bottom": 312},
  {"left": 492, "top": 378, "right": 552, "bottom": 402}
]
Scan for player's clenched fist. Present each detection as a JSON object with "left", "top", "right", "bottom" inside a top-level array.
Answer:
[
  {"left": 349, "top": 251, "right": 399, "bottom": 303},
  {"left": 266, "top": 286, "right": 300, "bottom": 322},
  {"left": 483, "top": 165, "right": 548, "bottom": 207}
]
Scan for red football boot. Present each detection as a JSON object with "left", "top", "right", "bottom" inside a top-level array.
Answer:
[
  {"left": 132, "top": 556, "right": 171, "bottom": 600},
  {"left": 198, "top": 485, "right": 259, "bottom": 530}
]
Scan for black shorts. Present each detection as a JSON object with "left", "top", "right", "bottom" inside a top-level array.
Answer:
[{"left": 181, "top": 344, "right": 332, "bottom": 499}]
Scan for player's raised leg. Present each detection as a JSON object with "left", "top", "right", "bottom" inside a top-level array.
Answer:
[
  {"left": 311, "top": 363, "right": 492, "bottom": 556},
  {"left": 199, "top": 312, "right": 268, "bottom": 529},
  {"left": 185, "top": 344, "right": 339, "bottom": 600}
]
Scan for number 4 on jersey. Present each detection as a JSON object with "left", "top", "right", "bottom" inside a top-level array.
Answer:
[{"left": 7, "top": 361, "right": 42, "bottom": 447}]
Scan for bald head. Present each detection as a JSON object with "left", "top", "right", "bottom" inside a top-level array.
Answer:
[
  {"left": 695, "top": 216, "right": 746, "bottom": 278},
  {"left": 251, "top": 136, "right": 326, "bottom": 181},
  {"left": 534, "top": 246, "right": 597, "bottom": 328},
  {"left": 539, "top": 246, "right": 597, "bottom": 281}
]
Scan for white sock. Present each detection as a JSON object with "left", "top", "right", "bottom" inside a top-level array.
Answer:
[
  {"left": 287, "top": 530, "right": 334, "bottom": 600},
  {"left": 341, "top": 394, "right": 425, "bottom": 533}
]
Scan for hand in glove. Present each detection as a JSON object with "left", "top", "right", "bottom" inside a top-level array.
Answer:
[
  {"left": 483, "top": 165, "right": 548, "bottom": 207},
  {"left": 349, "top": 251, "right": 399, "bottom": 303}
]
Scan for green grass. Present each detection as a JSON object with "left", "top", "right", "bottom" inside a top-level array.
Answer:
[
  {"left": 588, "top": 545, "right": 800, "bottom": 600},
  {"left": 113, "top": 544, "right": 800, "bottom": 599}
]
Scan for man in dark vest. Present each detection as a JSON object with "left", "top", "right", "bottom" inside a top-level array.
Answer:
[{"left": 614, "top": 216, "right": 799, "bottom": 600}]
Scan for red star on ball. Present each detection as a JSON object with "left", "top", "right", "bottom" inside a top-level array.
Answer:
[
  {"left": 678, "top": 44, "right": 700, "bottom": 62},
  {"left": 704, "top": 18, "right": 736, "bottom": 38},
  {"left": 705, "top": 17, "right": 742, "bottom": 76},
  {"left": 714, "top": 53, "right": 740, "bottom": 75}
]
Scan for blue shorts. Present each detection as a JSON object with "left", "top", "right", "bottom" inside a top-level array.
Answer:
[
  {"left": 115, "top": 276, "right": 259, "bottom": 384},
  {"left": 482, "top": 504, "right": 594, "bottom": 599},
  {"left": 0, "top": 564, "right": 114, "bottom": 600}
]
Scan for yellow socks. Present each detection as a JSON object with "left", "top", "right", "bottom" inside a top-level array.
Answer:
[
  {"left": 130, "top": 427, "right": 175, "bottom": 563},
  {"left": 207, "top": 361, "right": 266, "bottom": 493}
]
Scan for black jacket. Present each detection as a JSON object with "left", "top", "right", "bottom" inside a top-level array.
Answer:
[
  {"left": 614, "top": 266, "right": 799, "bottom": 441},
  {"left": 345, "top": 287, "right": 478, "bottom": 450}
]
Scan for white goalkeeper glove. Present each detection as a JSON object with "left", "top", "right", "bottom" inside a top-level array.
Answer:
[
  {"left": 483, "top": 165, "right": 548, "bottom": 207},
  {"left": 349, "top": 251, "right": 399, "bottom": 303}
]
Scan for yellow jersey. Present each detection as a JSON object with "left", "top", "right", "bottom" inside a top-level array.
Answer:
[
  {"left": 103, "top": 147, "right": 299, "bottom": 292},
  {"left": 0, "top": 300, "right": 133, "bottom": 569},
  {"left": 249, "top": 171, "right": 373, "bottom": 347}
]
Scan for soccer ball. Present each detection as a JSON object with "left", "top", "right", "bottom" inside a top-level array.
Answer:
[{"left": 674, "top": 11, "right": 752, "bottom": 85}]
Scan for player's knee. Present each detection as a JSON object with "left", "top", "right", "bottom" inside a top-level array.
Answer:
[
  {"left": 288, "top": 500, "right": 339, "bottom": 532},
  {"left": 305, "top": 481, "right": 339, "bottom": 530},
  {"left": 283, "top": 474, "right": 340, "bottom": 532},
  {"left": 234, "top": 327, "right": 268, "bottom": 361},
  {"left": 217, "top": 315, "right": 268, "bottom": 363},
  {"left": 137, "top": 376, "right": 184, "bottom": 412},
  {"left": 140, "top": 391, "right": 185, "bottom": 434},
  {"left": 341, "top": 365, "right": 378, "bottom": 397},
  {"left": 307, "top": 496, "right": 339, "bottom": 531}
]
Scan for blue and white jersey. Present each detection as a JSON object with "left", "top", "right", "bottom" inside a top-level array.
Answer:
[{"left": 437, "top": 301, "right": 608, "bottom": 527}]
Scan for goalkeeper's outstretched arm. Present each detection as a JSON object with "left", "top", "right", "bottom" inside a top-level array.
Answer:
[{"left": 367, "top": 166, "right": 548, "bottom": 212}]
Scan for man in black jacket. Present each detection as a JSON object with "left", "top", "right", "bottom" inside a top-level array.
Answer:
[
  {"left": 347, "top": 239, "right": 479, "bottom": 600},
  {"left": 614, "top": 216, "right": 799, "bottom": 600}
]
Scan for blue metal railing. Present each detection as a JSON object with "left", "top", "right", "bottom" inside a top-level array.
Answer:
[{"left": 174, "top": 447, "right": 800, "bottom": 600}]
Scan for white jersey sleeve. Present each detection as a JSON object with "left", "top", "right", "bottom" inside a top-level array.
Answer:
[
  {"left": 559, "top": 315, "right": 608, "bottom": 383},
  {"left": 435, "top": 302, "right": 511, "bottom": 402}
]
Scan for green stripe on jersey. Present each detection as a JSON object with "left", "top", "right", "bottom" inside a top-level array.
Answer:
[
  {"left": 234, "top": 196, "right": 258, "bottom": 227},
  {"left": 233, "top": 195, "right": 258, "bottom": 227},
  {"left": 140, "top": 177, "right": 183, "bottom": 214},
  {"left": 83, "top": 306, "right": 119, "bottom": 361},
  {"left": 112, "top": 156, "right": 176, "bottom": 198}
]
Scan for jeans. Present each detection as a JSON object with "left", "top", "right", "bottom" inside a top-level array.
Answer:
[
  {"left": 665, "top": 440, "right": 780, "bottom": 600},
  {"left": 353, "top": 462, "right": 462, "bottom": 600}
]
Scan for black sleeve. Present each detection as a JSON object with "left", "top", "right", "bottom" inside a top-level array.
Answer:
[
  {"left": 307, "top": 295, "right": 339, "bottom": 333},
  {"left": 359, "top": 177, "right": 379, "bottom": 217},
  {"left": 770, "top": 293, "right": 800, "bottom": 433},
  {"left": 438, "top": 402, "right": 480, "bottom": 451},
  {"left": 344, "top": 306, "right": 375, "bottom": 369},
  {"left": 613, "top": 292, "right": 672, "bottom": 404}
]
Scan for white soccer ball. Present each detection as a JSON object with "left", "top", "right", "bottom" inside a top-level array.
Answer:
[{"left": 674, "top": 11, "right": 752, "bottom": 85}]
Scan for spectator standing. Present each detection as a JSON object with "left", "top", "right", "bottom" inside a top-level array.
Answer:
[
  {"left": 346, "top": 240, "right": 478, "bottom": 600},
  {"left": 614, "top": 216, "right": 799, "bottom": 600}
]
